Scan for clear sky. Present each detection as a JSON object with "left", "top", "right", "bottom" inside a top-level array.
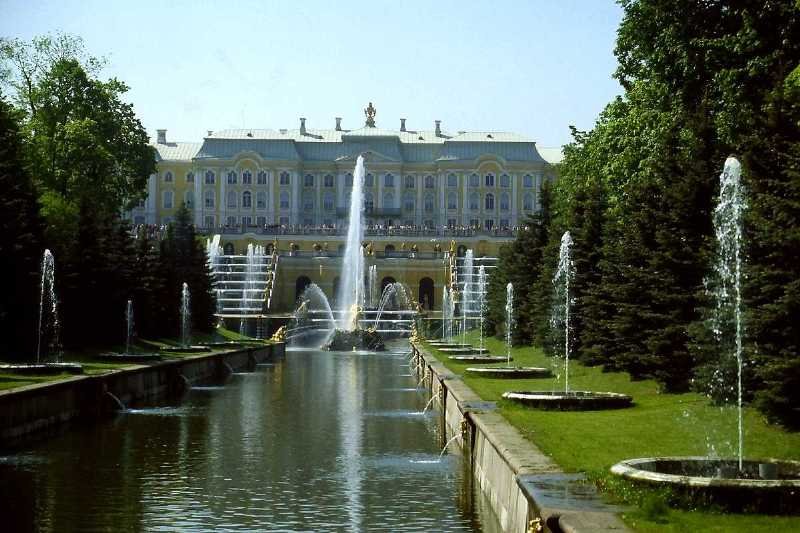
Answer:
[{"left": 1, "top": 0, "right": 624, "bottom": 148}]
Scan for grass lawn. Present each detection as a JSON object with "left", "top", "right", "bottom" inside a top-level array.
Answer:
[{"left": 422, "top": 332, "right": 800, "bottom": 532}]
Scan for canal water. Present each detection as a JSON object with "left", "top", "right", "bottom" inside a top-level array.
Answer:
[{"left": 1, "top": 344, "right": 499, "bottom": 531}]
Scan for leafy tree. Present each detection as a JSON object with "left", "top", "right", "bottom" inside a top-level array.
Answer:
[{"left": 0, "top": 94, "right": 44, "bottom": 359}]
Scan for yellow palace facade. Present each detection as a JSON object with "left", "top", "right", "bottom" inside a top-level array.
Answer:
[{"left": 130, "top": 109, "right": 560, "bottom": 312}]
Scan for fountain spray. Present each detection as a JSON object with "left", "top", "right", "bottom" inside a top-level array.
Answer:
[
  {"left": 552, "top": 232, "right": 574, "bottom": 393},
  {"left": 505, "top": 283, "right": 514, "bottom": 366}
]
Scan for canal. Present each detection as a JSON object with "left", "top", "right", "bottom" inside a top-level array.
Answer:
[{"left": 1, "top": 343, "right": 499, "bottom": 531}]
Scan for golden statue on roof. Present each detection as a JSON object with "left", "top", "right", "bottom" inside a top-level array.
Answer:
[{"left": 364, "top": 102, "right": 376, "bottom": 127}]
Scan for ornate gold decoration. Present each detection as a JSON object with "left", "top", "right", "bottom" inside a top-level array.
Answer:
[
  {"left": 271, "top": 326, "right": 286, "bottom": 342},
  {"left": 364, "top": 102, "right": 376, "bottom": 127},
  {"left": 449, "top": 239, "right": 456, "bottom": 256},
  {"left": 527, "top": 518, "right": 543, "bottom": 533}
]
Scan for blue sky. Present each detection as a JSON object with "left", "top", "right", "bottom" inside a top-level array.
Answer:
[{"left": 1, "top": 0, "right": 624, "bottom": 148}]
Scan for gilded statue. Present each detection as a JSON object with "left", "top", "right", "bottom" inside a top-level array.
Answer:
[{"left": 364, "top": 102, "right": 377, "bottom": 127}]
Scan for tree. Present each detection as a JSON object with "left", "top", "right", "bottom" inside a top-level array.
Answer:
[{"left": 0, "top": 94, "right": 44, "bottom": 359}]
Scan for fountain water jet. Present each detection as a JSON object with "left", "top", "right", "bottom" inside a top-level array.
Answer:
[
  {"left": 552, "top": 231, "right": 574, "bottom": 392},
  {"left": 505, "top": 282, "right": 513, "bottom": 366},
  {"left": 337, "top": 155, "right": 366, "bottom": 331},
  {"left": 478, "top": 266, "right": 487, "bottom": 353},
  {"left": 181, "top": 283, "right": 191, "bottom": 347},
  {"left": 125, "top": 299, "right": 134, "bottom": 355},
  {"left": 37, "top": 249, "right": 59, "bottom": 363}
]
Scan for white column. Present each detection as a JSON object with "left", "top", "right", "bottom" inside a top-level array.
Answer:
[
  {"left": 462, "top": 173, "right": 468, "bottom": 225},
  {"left": 291, "top": 170, "right": 300, "bottom": 224},
  {"left": 195, "top": 168, "right": 203, "bottom": 226},
  {"left": 416, "top": 175, "right": 423, "bottom": 226},
  {"left": 438, "top": 174, "right": 445, "bottom": 227}
]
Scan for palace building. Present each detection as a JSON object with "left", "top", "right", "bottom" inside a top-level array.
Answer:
[{"left": 130, "top": 107, "right": 561, "bottom": 314}]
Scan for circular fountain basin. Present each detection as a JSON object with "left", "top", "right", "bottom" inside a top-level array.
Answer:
[
  {"left": 502, "top": 390, "right": 632, "bottom": 410},
  {"left": 160, "top": 345, "right": 212, "bottom": 354},
  {"left": 449, "top": 355, "right": 511, "bottom": 364},
  {"left": 465, "top": 366, "right": 551, "bottom": 379},
  {"left": 610, "top": 457, "right": 800, "bottom": 514},
  {"left": 96, "top": 353, "right": 162, "bottom": 363},
  {"left": 438, "top": 347, "right": 490, "bottom": 355},
  {"left": 429, "top": 341, "right": 472, "bottom": 348},
  {"left": 0, "top": 363, "right": 84, "bottom": 375}
]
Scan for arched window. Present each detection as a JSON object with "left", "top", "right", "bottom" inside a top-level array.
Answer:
[
  {"left": 418, "top": 277, "right": 435, "bottom": 310},
  {"left": 242, "top": 191, "right": 252, "bottom": 208},
  {"left": 224, "top": 242, "right": 234, "bottom": 254},
  {"left": 485, "top": 173, "right": 495, "bottom": 187},
  {"left": 447, "top": 173, "right": 458, "bottom": 187},
  {"left": 295, "top": 276, "right": 312, "bottom": 302},
  {"left": 227, "top": 170, "right": 237, "bottom": 184},
  {"left": 324, "top": 174, "right": 334, "bottom": 187},
  {"left": 424, "top": 193, "right": 434, "bottom": 213},
  {"left": 485, "top": 193, "right": 495, "bottom": 210},
  {"left": 227, "top": 190, "right": 237, "bottom": 208},
  {"left": 257, "top": 191, "right": 267, "bottom": 209},
  {"left": 523, "top": 174, "right": 533, "bottom": 188},
  {"left": 469, "top": 192, "right": 479, "bottom": 210},
  {"left": 384, "top": 174, "right": 394, "bottom": 187},
  {"left": 447, "top": 192, "right": 458, "bottom": 210},
  {"left": 403, "top": 192, "right": 415, "bottom": 212},
  {"left": 500, "top": 174, "right": 510, "bottom": 188},
  {"left": 205, "top": 190, "right": 215, "bottom": 208},
  {"left": 205, "top": 170, "right": 215, "bottom": 184},
  {"left": 323, "top": 191, "right": 335, "bottom": 211},
  {"left": 304, "top": 174, "right": 315, "bottom": 187},
  {"left": 345, "top": 173, "right": 353, "bottom": 187},
  {"left": 500, "top": 192, "right": 510, "bottom": 211},
  {"left": 257, "top": 171, "right": 267, "bottom": 184},
  {"left": 184, "top": 190, "right": 193, "bottom": 208},
  {"left": 164, "top": 171, "right": 173, "bottom": 183},
  {"left": 364, "top": 192, "right": 374, "bottom": 212},
  {"left": 523, "top": 193, "right": 534, "bottom": 211},
  {"left": 186, "top": 172, "right": 195, "bottom": 183},
  {"left": 280, "top": 191, "right": 290, "bottom": 209},
  {"left": 469, "top": 173, "right": 479, "bottom": 187},
  {"left": 404, "top": 175, "right": 415, "bottom": 188},
  {"left": 302, "top": 191, "right": 314, "bottom": 211},
  {"left": 424, "top": 175, "right": 435, "bottom": 189},
  {"left": 280, "top": 171, "right": 291, "bottom": 185},
  {"left": 163, "top": 190, "right": 173, "bottom": 208},
  {"left": 365, "top": 174, "right": 374, "bottom": 187},
  {"left": 242, "top": 170, "right": 252, "bottom": 184},
  {"left": 383, "top": 191, "right": 394, "bottom": 208}
]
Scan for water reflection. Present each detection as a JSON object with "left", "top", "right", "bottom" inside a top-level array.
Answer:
[{"left": 1, "top": 343, "right": 496, "bottom": 531}]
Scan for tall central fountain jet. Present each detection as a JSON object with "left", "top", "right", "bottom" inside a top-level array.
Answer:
[{"left": 337, "top": 154, "right": 367, "bottom": 330}]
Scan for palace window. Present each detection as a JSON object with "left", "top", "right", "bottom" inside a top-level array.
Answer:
[
  {"left": 242, "top": 170, "right": 252, "bottom": 184},
  {"left": 184, "top": 190, "right": 193, "bottom": 208},
  {"left": 469, "top": 192, "right": 479, "bottom": 211},
  {"left": 485, "top": 193, "right": 495, "bottom": 210},
  {"left": 227, "top": 171, "right": 237, "bottom": 184},
  {"left": 500, "top": 192, "right": 510, "bottom": 211},
  {"left": 205, "top": 170, "right": 215, "bottom": 184},
  {"left": 365, "top": 174, "right": 374, "bottom": 187},
  {"left": 485, "top": 173, "right": 495, "bottom": 187},
  {"left": 134, "top": 215, "right": 145, "bottom": 225},
  {"left": 304, "top": 174, "right": 315, "bottom": 187},
  {"left": 469, "top": 218, "right": 480, "bottom": 227},
  {"left": 257, "top": 216, "right": 267, "bottom": 226},
  {"left": 280, "top": 171, "right": 291, "bottom": 185},
  {"left": 164, "top": 171, "right": 173, "bottom": 183},
  {"left": 204, "top": 215, "right": 215, "bottom": 227},
  {"left": 280, "top": 191, "right": 290, "bottom": 209},
  {"left": 500, "top": 218, "right": 510, "bottom": 228},
  {"left": 227, "top": 190, "right": 237, "bottom": 208},
  {"left": 227, "top": 216, "right": 237, "bottom": 226},
  {"left": 523, "top": 174, "right": 533, "bottom": 188},
  {"left": 323, "top": 192, "right": 335, "bottom": 211},
  {"left": 403, "top": 192, "right": 415, "bottom": 211},
  {"left": 256, "top": 191, "right": 267, "bottom": 209},
  {"left": 186, "top": 172, "right": 195, "bottom": 183},
  {"left": 205, "top": 190, "right": 215, "bottom": 208},
  {"left": 423, "top": 219, "right": 434, "bottom": 229},
  {"left": 163, "top": 190, "right": 173, "bottom": 209},
  {"left": 384, "top": 174, "right": 394, "bottom": 187},
  {"left": 404, "top": 175, "right": 415, "bottom": 189},
  {"left": 279, "top": 216, "right": 289, "bottom": 225},
  {"left": 344, "top": 190, "right": 351, "bottom": 207},
  {"left": 500, "top": 174, "right": 510, "bottom": 188},
  {"left": 324, "top": 174, "right": 335, "bottom": 188},
  {"left": 424, "top": 175, "right": 435, "bottom": 189},
  {"left": 383, "top": 191, "right": 394, "bottom": 207},
  {"left": 424, "top": 193, "right": 434, "bottom": 213},
  {"left": 242, "top": 191, "right": 252, "bottom": 208},
  {"left": 257, "top": 171, "right": 267, "bottom": 185},
  {"left": 485, "top": 219, "right": 495, "bottom": 231},
  {"left": 242, "top": 216, "right": 252, "bottom": 226},
  {"left": 523, "top": 193, "right": 533, "bottom": 211},
  {"left": 302, "top": 191, "right": 314, "bottom": 210},
  {"left": 447, "top": 192, "right": 458, "bottom": 210},
  {"left": 469, "top": 173, "right": 479, "bottom": 187},
  {"left": 346, "top": 173, "right": 353, "bottom": 187},
  {"left": 447, "top": 173, "right": 458, "bottom": 187},
  {"left": 447, "top": 218, "right": 457, "bottom": 227},
  {"left": 364, "top": 192, "right": 374, "bottom": 213}
]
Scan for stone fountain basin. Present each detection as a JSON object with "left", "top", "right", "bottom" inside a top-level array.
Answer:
[
  {"left": 0, "top": 363, "right": 84, "bottom": 375},
  {"left": 429, "top": 341, "right": 472, "bottom": 348},
  {"left": 502, "top": 390, "right": 633, "bottom": 410},
  {"left": 465, "top": 366, "right": 551, "bottom": 379},
  {"left": 449, "top": 355, "right": 511, "bottom": 364},
  {"left": 438, "top": 347, "right": 490, "bottom": 355},
  {"left": 610, "top": 457, "right": 800, "bottom": 514},
  {"left": 160, "top": 345, "right": 212, "bottom": 354},
  {"left": 96, "top": 353, "right": 162, "bottom": 363}
]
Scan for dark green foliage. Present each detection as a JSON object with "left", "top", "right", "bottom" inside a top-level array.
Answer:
[
  {"left": 0, "top": 95, "right": 44, "bottom": 359},
  {"left": 131, "top": 231, "right": 167, "bottom": 339}
]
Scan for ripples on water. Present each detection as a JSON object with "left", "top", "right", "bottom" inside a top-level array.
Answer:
[{"left": 1, "top": 341, "right": 496, "bottom": 532}]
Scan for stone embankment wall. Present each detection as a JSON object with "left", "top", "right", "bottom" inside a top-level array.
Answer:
[
  {"left": 411, "top": 342, "right": 629, "bottom": 533},
  {"left": 0, "top": 343, "right": 285, "bottom": 445}
]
